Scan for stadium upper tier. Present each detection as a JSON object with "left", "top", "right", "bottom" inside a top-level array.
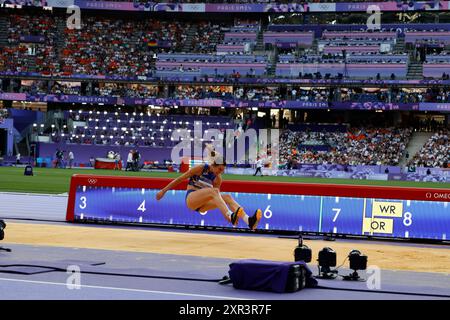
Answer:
[
  {"left": 2, "top": 12, "right": 450, "bottom": 81},
  {"left": 0, "top": 0, "right": 399, "bottom": 3},
  {"left": 0, "top": 0, "right": 448, "bottom": 13}
]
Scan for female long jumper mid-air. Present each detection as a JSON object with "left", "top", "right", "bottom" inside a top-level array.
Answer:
[{"left": 156, "top": 148, "right": 262, "bottom": 230}]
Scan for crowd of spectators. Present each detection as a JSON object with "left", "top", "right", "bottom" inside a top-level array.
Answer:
[
  {"left": 17, "top": 80, "right": 48, "bottom": 95},
  {"left": 340, "top": 88, "right": 450, "bottom": 104},
  {"left": 93, "top": 83, "right": 160, "bottom": 98},
  {"left": 280, "top": 127, "right": 413, "bottom": 166},
  {"left": 172, "top": 85, "right": 234, "bottom": 99},
  {"left": 57, "top": 17, "right": 182, "bottom": 77},
  {"left": 0, "top": 13, "right": 191, "bottom": 76},
  {"left": 0, "top": 13, "right": 57, "bottom": 74},
  {"left": 289, "top": 87, "right": 329, "bottom": 102},
  {"left": 190, "top": 21, "right": 226, "bottom": 53},
  {"left": 234, "top": 87, "right": 281, "bottom": 101},
  {"left": 409, "top": 130, "right": 449, "bottom": 168},
  {"left": 50, "top": 82, "right": 81, "bottom": 95},
  {"left": 2, "top": 11, "right": 450, "bottom": 81}
]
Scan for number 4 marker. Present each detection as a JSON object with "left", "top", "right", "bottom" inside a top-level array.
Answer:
[{"left": 138, "top": 200, "right": 146, "bottom": 213}]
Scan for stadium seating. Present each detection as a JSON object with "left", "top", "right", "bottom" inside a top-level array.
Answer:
[
  {"left": 409, "top": 131, "right": 449, "bottom": 168},
  {"left": 44, "top": 111, "right": 234, "bottom": 148},
  {"left": 280, "top": 127, "right": 413, "bottom": 166},
  {"left": 2, "top": 11, "right": 450, "bottom": 80}
]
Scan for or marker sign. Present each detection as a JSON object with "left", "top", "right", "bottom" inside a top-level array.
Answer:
[{"left": 363, "top": 218, "right": 394, "bottom": 234}]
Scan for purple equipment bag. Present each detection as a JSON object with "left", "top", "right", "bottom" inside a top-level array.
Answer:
[{"left": 228, "top": 259, "right": 317, "bottom": 293}]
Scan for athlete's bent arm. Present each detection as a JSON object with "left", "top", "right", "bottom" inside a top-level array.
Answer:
[{"left": 156, "top": 165, "right": 203, "bottom": 200}]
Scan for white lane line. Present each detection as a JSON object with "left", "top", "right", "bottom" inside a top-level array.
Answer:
[{"left": 0, "top": 278, "right": 250, "bottom": 300}]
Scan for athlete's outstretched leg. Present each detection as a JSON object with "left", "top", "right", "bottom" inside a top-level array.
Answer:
[
  {"left": 222, "top": 194, "right": 262, "bottom": 230},
  {"left": 221, "top": 194, "right": 240, "bottom": 212}
]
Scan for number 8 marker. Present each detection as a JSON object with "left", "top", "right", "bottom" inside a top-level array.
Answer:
[{"left": 403, "top": 212, "right": 412, "bottom": 227}]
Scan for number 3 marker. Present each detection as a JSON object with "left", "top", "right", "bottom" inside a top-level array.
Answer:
[{"left": 79, "top": 196, "right": 87, "bottom": 209}]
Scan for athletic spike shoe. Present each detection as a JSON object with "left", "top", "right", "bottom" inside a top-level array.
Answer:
[
  {"left": 248, "top": 209, "right": 262, "bottom": 230},
  {"left": 230, "top": 207, "right": 243, "bottom": 226}
]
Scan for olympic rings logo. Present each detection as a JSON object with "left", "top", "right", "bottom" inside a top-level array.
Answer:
[{"left": 88, "top": 179, "right": 98, "bottom": 185}]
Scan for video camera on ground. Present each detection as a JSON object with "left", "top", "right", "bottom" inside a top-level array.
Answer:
[
  {"left": 0, "top": 220, "right": 11, "bottom": 252},
  {"left": 0, "top": 220, "right": 6, "bottom": 241}
]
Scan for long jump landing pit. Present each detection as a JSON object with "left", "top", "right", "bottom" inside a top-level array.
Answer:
[{"left": 4, "top": 222, "right": 450, "bottom": 273}]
